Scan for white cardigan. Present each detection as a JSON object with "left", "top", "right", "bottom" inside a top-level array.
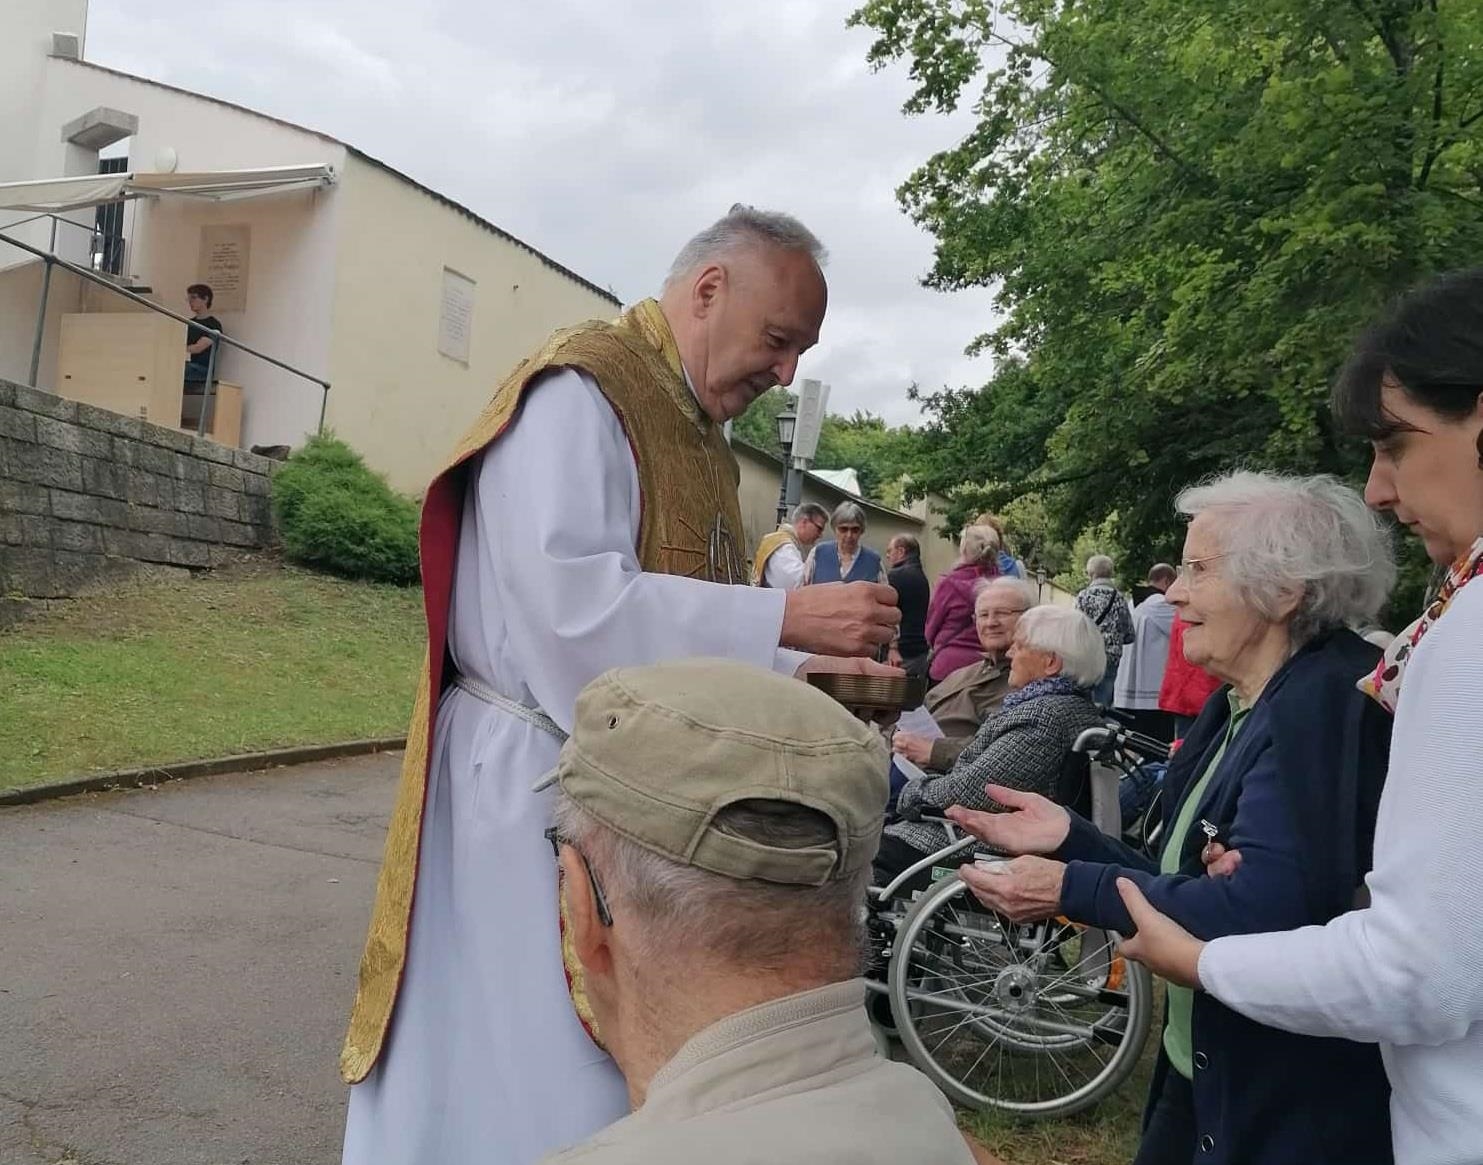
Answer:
[{"left": 1199, "top": 580, "right": 1483, "bottom": 1165}]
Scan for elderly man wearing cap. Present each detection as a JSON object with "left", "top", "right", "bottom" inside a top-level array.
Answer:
[
  {"left": 536, "top": 659, "right": 981, "bottom": 1165},
  {"left": 340, "top": 205, "right": 902, "bottom": 1165}
]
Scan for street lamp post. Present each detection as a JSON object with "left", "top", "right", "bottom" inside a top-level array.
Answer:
[{"left": 774, "top": 406, "right": 797, "bottom": 525}]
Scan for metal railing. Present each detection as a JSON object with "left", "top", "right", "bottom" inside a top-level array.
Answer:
[{"left": 0, "top": 220, "right": 330, "bottom": 437}]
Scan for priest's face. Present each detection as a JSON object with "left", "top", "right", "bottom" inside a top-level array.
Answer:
[{"left": 678, "top": 245, "right": 827, "bottom": 422}]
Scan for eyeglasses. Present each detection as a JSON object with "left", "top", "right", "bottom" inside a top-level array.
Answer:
[
  {"left": 976, "top": 607, "right": 1028, "bottom": 620},
  {"left": 1176, "top": 553, "right": 1228, "bottom": 584},
  {"left": 544, "top": 826, "right": 613, "bottom": 927}
]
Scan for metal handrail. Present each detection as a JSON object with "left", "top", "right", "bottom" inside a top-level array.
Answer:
[
  {"left": 0, "top": 211, "right": 99, "bottom": 238},
  {"left": 0, "top": 226, "right": 329, "bottom": 434}
]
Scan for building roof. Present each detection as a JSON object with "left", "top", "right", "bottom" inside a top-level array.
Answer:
[
  {"left": 58, "top": 57, "right": 623, "bottom": 307},
  {"left": 731, "top": 438, "right": 925, "bottom": 526}
]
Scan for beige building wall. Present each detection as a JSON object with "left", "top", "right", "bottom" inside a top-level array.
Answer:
[
  {"left": 0, "top": 262, "right": 86, "bottom": 388},
  {"left": 325, "top": 153, "right": 620, "bottom": 494}
]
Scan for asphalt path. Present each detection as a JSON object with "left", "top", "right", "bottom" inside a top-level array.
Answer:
[{"left": 0, "top": 753, "right": 399, "bottom": 1165}]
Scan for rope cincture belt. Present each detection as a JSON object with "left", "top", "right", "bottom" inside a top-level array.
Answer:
[{"left": 452, "top": 673, "right": 568, "bottom": 743}]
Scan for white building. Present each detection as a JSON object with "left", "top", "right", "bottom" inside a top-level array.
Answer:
[{"left": 0, "top": 0, "right": 620, "bottom": 492}]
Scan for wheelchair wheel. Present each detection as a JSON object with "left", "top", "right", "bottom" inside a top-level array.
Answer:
[{"left": 888, "top": 872, "right": 1152, "bottom": 1118}]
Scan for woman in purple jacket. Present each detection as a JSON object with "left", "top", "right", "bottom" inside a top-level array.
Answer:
[{"left": 925, "top": 524, "right": 1001, "bottom": 682}]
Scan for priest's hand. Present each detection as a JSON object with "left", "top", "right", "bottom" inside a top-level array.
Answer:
[
  {"left": 793, "top": 656, "right": 903, "bottom": 680},
  {"left": 781, "top": 582, "right": 900, "bottom": 657}
]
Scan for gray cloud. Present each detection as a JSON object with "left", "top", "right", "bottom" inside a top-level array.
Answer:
[{"left": 86, "top": 0, "right": 1000, "bottom": 424}]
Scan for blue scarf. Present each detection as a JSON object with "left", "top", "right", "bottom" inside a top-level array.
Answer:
[{"left": 1002, "top": 675, "right": 1085, "bottom": 709}]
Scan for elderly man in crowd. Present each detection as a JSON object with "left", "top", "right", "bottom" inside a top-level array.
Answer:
[
  {"left": 1113, "top": 563, "right": 1179, "bottom": 742},
  {"left": 339, "top": 206, "right": 901, "bottom": 1165},
  {"left": 949, "top": 471, "right": 1395, "bottom": 1165},
  {"left": 805, "top": 501, "right": 888, "bottom": 584},
  {"left": 752, "top": 502, "right": 830, "bottom": 589},
  {"left": 537, "top": 659, "right": 982, "bottom": 1165},
  {"left": 1076, "top": 554, "right": 1135, "bottom": 707},
  {"left": 893, "top": 576, "right": 1039, "bottom": 771},
  {"left": 884, "top": 534, "right": 932, "bottom": 678}
]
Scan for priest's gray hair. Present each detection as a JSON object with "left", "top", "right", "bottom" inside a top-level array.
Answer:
[
  {"left": 1014, "top": 606, "right": 1107, "bottom": 688},
  {"left": 551, "top": 794, "right": 868, "bottom": 977},
  {"left": 1176, "top": 470, "right": 1395, "bottom": 646},
  {"left": 664, "top": 205, "right": 828, "bottom": 289}
]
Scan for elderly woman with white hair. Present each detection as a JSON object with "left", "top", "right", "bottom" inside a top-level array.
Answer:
[
  {"left": 873, "top": 604, "right": 1106, "bottom": 886},
  {"left": 948, "top": 470, "right": 1396, "bottom": 1165}
]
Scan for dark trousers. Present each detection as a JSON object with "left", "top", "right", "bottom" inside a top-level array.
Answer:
[
  {"left": 1133, "top": 1059, "right": 1195, "bottom": 1165},
  {"left": 1123, "top": 709, "right": 1177, "bottom": 745},
  {"left": 872, "top": 833, "right": 936, "bottom": 898}
]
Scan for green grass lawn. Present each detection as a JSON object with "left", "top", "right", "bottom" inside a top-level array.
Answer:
[
  {"left": 959, "top": 1039, "right": 1153, "bottom": 1165},
  {"left": 954, "top": 977, "right": 1158, "bottom": 1165},
  {"left": 0, "top": 557, "right": 424, "bottom": 790}
]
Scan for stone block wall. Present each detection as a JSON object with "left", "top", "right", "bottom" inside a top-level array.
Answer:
[{"left": 0, "top": 379, "right": 276, "bottom": 598}]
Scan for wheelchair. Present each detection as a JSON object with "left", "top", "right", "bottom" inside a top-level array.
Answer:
[{"left": 863, "top": 721, "right": 1169, "bottom": 1118}]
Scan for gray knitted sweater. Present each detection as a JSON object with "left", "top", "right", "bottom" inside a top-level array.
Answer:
[{"left": 887, "top": 691, "right": 1104, "bottom": 857}]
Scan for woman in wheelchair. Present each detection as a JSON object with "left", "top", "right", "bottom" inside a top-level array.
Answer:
[
  {"left": 873, "top": 605, "right": 1107, "bottom": 895},
  {"left": 946, "top": 472, "right": 1396, "bottom": 1165}
]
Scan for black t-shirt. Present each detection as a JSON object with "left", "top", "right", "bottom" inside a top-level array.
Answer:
[
  {"left": 889, "top": 558, "right": 932, "bottom": 658},
  {"left": 186, "top": 315, "right": 223, "bottom": 366}
]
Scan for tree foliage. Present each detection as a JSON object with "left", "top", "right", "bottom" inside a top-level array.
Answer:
[
  {"left": 851, "top": 0, "right": 1483, "bottom": 602},
  {"left": 732, "top": 388, "right": 924, "bottom": 506}
]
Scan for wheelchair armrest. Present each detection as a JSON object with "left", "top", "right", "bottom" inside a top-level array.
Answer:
[{"left": 1087, "top": 762, "right": 1122, "bottom": 840}]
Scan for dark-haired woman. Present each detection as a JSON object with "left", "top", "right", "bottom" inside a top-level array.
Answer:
[{"left": 1118, "top": 268, "right": 1483, "bottom": 1165}]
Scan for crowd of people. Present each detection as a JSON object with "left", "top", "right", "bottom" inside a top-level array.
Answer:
[{"left": 339, "top": 202, "right": 1482, "bottom": 1165}]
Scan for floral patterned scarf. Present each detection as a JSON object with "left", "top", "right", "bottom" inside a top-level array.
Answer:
[{"left": 1360, "top": 536, "right": 1483, "bottom": 713}]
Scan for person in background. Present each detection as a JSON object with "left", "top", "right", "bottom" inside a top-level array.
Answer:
[
  {"left": 925, "top": 525, "right": 1001, "bottom": 682},
  {"left": 953, "top": 470, "right": 1396, "bottom": 1165},
  {"left": 181, "top": 283, "right": 223, "bottom": 430},
  {"left": 1113, "top": 563, "right": 1179, "bottom": 742},
  {"left": 539, "top": 659, "right": 980, "bottom": 1165},
  {"left": 974, "top": 512, "right": 1026, "bottom": 578},
  {"left": 1116, "top": 268, "right": 1483, "bottom": 1165},
  {"left": 752, "top": 502, "right": 830, "bottom": 589},
  {"left": 805, "top": 501, "right": 887, "bottom": 585},
  {"left": 1158, "top": 614, "right": 1223, "bottom": 739},
  {"left": 1076, "top": 555, "right": 1135, "bottom": 707},
  {"left": 885, "top": 533, "right": 931, "bottom": 678},
  {"left": 893, "top": 576, "right": 1038, "bottom": 771}
]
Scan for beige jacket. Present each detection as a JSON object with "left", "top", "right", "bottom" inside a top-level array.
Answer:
[
  {"left": 541, "top": 980, "right": 973, "bottom": 1165},
  {"left": 924, "top": 658, "right": 1010, "bottom": 770}
]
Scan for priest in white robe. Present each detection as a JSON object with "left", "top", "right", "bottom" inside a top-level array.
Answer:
[{"left": 339, "top": 206, "right": 901, "bottom": 1165}]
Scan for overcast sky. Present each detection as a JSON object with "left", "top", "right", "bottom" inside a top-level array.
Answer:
[{"left": 85, "top": 0, "right": 999, "bottom": 425}]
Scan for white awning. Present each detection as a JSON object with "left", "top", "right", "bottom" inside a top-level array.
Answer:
[{"left": 0, "top": 164, "right": 336, "bottom": 212}]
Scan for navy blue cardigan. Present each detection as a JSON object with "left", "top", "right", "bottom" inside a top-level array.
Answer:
[{"left": 1056, "top": 629, "right": 1393, "bottom": 1165}]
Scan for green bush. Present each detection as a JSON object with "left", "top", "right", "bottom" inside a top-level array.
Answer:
[{"left": 271, "top": 435, "right": 420, "bottom": 584}]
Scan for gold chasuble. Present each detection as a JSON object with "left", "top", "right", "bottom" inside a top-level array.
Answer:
[
  {"left": 751, "top": 526, "right": 800, "bottom": 586},
  {"left": 340, "top": 299, "right": 747, "bottom": 1083}
]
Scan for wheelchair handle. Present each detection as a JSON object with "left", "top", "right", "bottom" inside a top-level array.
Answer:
[{"left": 897, "top": 805, "right": 953, "bottom": 824}]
